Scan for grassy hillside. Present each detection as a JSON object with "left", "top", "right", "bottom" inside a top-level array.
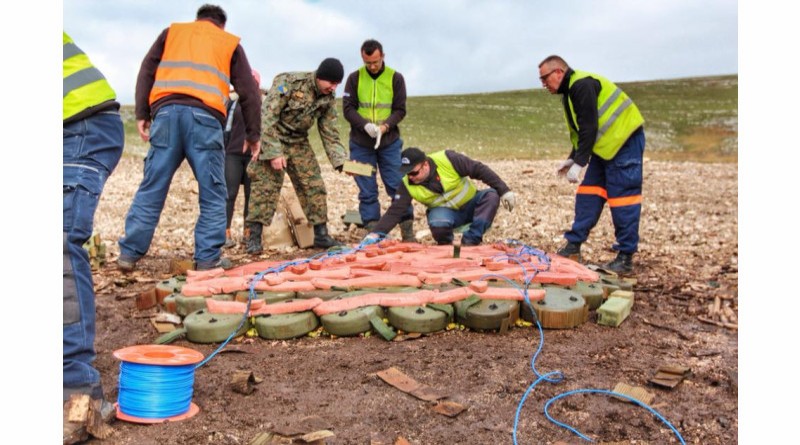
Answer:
[{"left": 121, "top": 74, "right": 737, "bottom": 163}]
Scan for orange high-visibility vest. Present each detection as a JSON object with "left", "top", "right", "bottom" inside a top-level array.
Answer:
[{"left": 149, "top": 20, "right": 240, "bottom": 116}]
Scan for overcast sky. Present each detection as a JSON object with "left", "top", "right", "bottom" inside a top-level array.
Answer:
[{"left": 63, "top": 0, "right": 737, "bottom": 105}]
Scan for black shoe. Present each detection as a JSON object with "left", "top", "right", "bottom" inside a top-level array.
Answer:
[
  {"left": 314, "top": 223, "right": 343, "bottom": 248},
  {"left": 117, "top": 255, "right": 138, "bottom": 272},
  {"left": 245, "top": 222, "right": 263, "bottom": 254},
  {"left": 557, "top": 241, "right": 582, "bottom": 261},
  {"left": 604, "top": 252, "right": 634, "bottom": 275},
  {"left": 462, "top": 237, "right": 480, "bottom": 246}
]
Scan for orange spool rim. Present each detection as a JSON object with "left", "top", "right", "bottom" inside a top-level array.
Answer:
[
  {"left": 115, "top": 402, "right": 200, "bottom": 424},
  {"left": 113, "top": 345, "right": 204, "bottom": 366}
]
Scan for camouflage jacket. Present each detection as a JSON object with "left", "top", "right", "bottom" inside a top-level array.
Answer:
[{"left": 260, "top": 71, "right": 346, "bottom": 167}]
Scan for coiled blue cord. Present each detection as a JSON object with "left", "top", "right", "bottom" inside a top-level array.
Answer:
[
  {"left": 117, "top": 361, "right": 196, "bottom": 418},
  {"left": 500, "top": 239, "right": 686, "bottom": 444}
]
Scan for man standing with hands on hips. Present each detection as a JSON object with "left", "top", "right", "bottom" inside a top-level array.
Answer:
[
  {"left": 342, "top": 39, "right": 415, "bottom": 241},
  {"left": 539, "top": 55, "right": 645, "bottom": 275}
]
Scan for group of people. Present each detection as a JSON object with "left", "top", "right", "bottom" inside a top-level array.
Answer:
[{"left": 63, "top": 4, "right": 645, "bottom": 441}]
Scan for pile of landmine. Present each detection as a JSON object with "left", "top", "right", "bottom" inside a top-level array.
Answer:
[{"left": 148, "top": 240, "right": 636, "bottom": 343}]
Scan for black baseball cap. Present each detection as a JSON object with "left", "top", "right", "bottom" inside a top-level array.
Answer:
[{"left": 400, "top": 147, "right": 427, "bottom": 175}]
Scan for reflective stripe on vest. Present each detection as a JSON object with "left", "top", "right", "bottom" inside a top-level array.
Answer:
[
  {"left": 356, "top": 65, "right": 395, "bottom": 124},
  {"left": 148, "top": 21, "right": 239, "bottom": 116},
  {"left": 403, "top": 151, "right": 477, "bottom": 209},
  {"left": 566, "top": 70, "right": 645, "bottom": 160},
  {"left": 63, "top": 32, "right": 117, "bottom": 121}
]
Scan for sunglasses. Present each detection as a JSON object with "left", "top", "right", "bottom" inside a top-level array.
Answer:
[{"left": 407, "top": 164, "right": 424, "bottom": 178}]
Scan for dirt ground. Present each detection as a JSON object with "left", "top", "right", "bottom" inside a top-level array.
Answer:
[{"left": 85, "top": 157, "right": 738, "bottom": 445}]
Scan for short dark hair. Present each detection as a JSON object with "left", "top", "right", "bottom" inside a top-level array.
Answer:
[
  {"left": 197, "top": 4, "right": 227, "bottom": 27},
  {"left": 539, "top": 55, "right": 568, "bottom": 70},
  {"left": 361, "top": 39, "right": 383, "bottom": 56}
]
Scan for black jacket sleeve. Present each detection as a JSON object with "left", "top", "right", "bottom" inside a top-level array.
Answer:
[{"left": 567, "top": 76, "right": 601, "bottom": 167}]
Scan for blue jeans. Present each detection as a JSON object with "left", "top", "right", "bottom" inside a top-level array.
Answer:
[
  {"left": 426, "top": 189, "right": 499, "bottom": 245},
  {"left": 349, "top": 138, "right": 413, "bottom": 224},
  {"left": 566, "top": 127, "right": 645, "bottom": 253},
  {"left": 119, "top": 105, "right": 227, "bottom": 268},
  {"left": 64, "top": 111, "right": 124, "bottom": 392}
]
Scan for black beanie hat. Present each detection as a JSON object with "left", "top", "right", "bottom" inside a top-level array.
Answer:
[{"left": 316, "top": 57, "right": 344, "bottom": 83}]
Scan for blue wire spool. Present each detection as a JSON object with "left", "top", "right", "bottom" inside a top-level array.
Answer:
[{"left": 113, "top": 345, "right": 204, "bottom": 424}]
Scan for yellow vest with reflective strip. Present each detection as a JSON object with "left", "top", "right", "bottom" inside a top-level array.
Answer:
[
  {"left": 566, "top": 70, "right": 644, "bottom": 160},
  {"left": 356, "top": 65, "right": 395, "bottom": 124},
  {"left": 63, "top": 32, "right": 117, "bottom": 121},
  {"left": 403, "top": 151, "right": 477, "bottom": 209}
]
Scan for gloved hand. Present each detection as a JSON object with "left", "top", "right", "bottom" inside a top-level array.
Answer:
[
  {"left": 556, "top": 159, "right": 574, "bottom": 176},
  {"left": 364, "top": 123, "right": 379, "bottom": 138},
  {"left": 566, "top": 163, "right": 583, "bottom": 183},
  {"left": 374, "top": 128, "right": 383, "bottom": 149},
  {"left": 500, "top": 191, "right": 516, "bottom": 212}
]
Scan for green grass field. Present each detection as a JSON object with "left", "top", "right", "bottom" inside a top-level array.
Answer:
[{"left": 121, "top": 74, "right": 737, "bottom": 163}]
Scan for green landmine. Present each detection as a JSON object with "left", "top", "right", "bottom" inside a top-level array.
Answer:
[
  {"left": 155, "top": 275, "right": 186, "bottom": 299},
  {"left": 254, "top": 311, "right": 319, "bottom": 340},
  {"left": 525, "top": 287, "right": 588, "bottom": 329},
  {"left": 162, "top": 293, "right": 178, "bottom": 313},
  {"left": 175, "top": 293, "right": 234, "bottom": 317},
  {"left": 566, "top": 281, "right": 605, "bottom": 310},
  {"left": 600, "top": 274, "right": 633, "bottom": 292},
  {"left": 455, "top": 298, "right": 520, "bottom": 331},
  {"left": 387, "top": 304, "right": 452, "bottom": 334},
  {"left": 234, "top": 290, "right": 296, "bottom": 304},
  {"left": 296, "top": 289, "right": 346, "bottom": 301},
  {"left": 183, "top": 309, "right": 251, "bottom": 343},
  {"left": 321, "top": 305, "right": 385, "bottom": 337}
]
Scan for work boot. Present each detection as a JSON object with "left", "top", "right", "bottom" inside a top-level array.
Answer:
[
  {"left": 223, "top": 228, "right": 236, "bottom": 249},
  {"left": 400, "top": 219, "right": 415, "bottom": 242},
  {"left": 604, "top": 251, "right": 634, "bottom": 275},
  {"left": 245, "top": 222, "right": 263, "bottom": 254},
  {"left": 314, "top": 223, "right": 343, "bottom": 248},
  {"left": 556, "top": 241, "right": 582, "bottom": 262},
  {"left": 195, "top": 257, "right": 233, "bottom": 271},
  {"left": 117, "top": 255, "right": 137, "bottom": 272}
]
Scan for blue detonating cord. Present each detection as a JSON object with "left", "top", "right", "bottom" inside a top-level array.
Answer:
[
  {"left": 117, "top": 362, "right": 196, "bottom": 418},
  {"left": 499, "top": 239, "right": 686, "bottom": 444}
]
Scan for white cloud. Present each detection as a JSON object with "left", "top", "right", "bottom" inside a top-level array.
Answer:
[{"left": 63, "top": 0, "right": 737, "bottom": 104}]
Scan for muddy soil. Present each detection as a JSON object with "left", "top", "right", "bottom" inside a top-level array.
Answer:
[{"left": 84, "top": 158, "right": 738, "bottom": 444}]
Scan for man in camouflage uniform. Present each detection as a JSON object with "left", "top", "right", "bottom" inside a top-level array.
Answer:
[{"left": 245, "top": 58, "right": 347, "bottom": 253}]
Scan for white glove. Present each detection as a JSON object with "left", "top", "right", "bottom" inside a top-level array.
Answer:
[
  {"left": 500, "top": 192, "right": 516, "bottom": 212},
  {"left": 566, "top": 163, "right": 583, "bottom": 183},
  {"left": 374, "top": 128, "right": 383, "bottom": 149},
  {"left": 556, "top": 159, "right": 574, "bottom": 176},
  {"left": 364, "top": 123, "right": 379, "bottom": 138}
]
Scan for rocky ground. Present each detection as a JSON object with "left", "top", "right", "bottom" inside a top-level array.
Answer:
[{"left": 83, "top": 157, "right": 738, "bottom": 444}]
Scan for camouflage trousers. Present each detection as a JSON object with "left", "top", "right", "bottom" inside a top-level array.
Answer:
[{"left": 246, "top": 140, "right": 329, "bottom": 226}]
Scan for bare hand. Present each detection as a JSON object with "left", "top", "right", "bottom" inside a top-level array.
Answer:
[
  {"left": 137, "top": 120, "right": 151, "bottom": 142},
  {"left": 270, "top": 156, "right": 287, "bottom": 171},
  {"left": 246, "top": 140, "right": 261, "bottom": 162}
]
